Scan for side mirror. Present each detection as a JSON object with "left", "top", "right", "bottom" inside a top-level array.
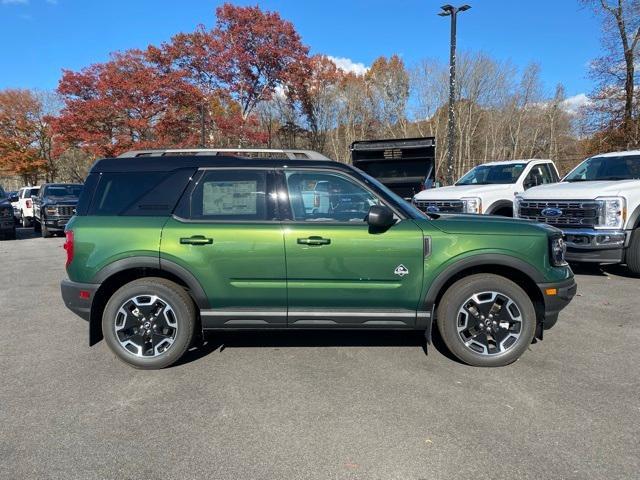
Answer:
[
  {"left": 9, "top": 194, "right": 19, "bottom": 202},
  {"left": 366, "top": 205, "right": 396, "bottom": 232}
]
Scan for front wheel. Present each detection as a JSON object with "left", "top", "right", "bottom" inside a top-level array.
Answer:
[
  {"left": 102, "top": 278, "right": 196, "bottom": 369},
  {"left": 626, "top": 228, "right": 640, "bottom": 275},
  {"left": 436, "top": 274, "right": 536, "bottom": 367}
]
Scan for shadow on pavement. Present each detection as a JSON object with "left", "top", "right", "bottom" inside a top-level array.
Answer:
[
  {"left": 173, "top": 329, "right": 463, "bottom": 367},
  {"left": 571, "top": 262, "right": 640, "bottom": 279}
]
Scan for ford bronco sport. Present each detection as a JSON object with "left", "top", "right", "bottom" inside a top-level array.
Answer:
[{"left": 60, "top": 153, "right": 576, "bottom": 369}]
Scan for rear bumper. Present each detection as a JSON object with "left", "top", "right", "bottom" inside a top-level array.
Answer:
[
  {"left": 537, "top": 277, "right": 577, "bottom": 329},
  {"left": 60, "top": 279, "right": 100, "bottom": 322}
]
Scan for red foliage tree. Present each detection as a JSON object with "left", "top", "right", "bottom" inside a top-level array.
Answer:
[{"left": 54, "top": 50, "right": 203, "bottom": 157}]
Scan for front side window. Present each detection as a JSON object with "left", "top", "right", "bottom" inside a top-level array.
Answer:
[
  {"left": 524, "top": 164, "right": 555, "bottom": 189},
  {"left": 564, "top": 155, "right": 640, "bottom": 182},
  {"left": 285, "top": 170, "right": 381, "bottom": 222},
  {"left": 456, "top": 163, "right": 527, "bottom": 185},
  {"left": 179, "top": 170, "right": 269, "bottom": 221}
]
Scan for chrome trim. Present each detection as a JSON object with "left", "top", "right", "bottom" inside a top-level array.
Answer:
[
  {"left": 562, "top": 228, "right": 628, "bottom": 249},
  {"left": 201, "top": 309, "right": 429, "bottom": 318},
  {"left": 201, "top": 310, "right": 286, "bottom": 317}
]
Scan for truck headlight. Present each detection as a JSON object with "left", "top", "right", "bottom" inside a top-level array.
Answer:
[
  {"left": 513, "top": 196, "right": 522, "bottom": 218},
  {"left": 550, "top": 236, "right": 567, "bottom": 266},
  {"left": 462, "top": 197, "right": 482, "bottom": 214},
  {"left": 45, "top": 206, "right": 58, "bottom": 215},
  {"left": 595, "top": 196, "right": 625, "bottom": 229}
]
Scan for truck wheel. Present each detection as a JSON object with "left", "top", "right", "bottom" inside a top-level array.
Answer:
[
  {"left": 7, "top": 226, "right": 16, "bottom": 240},
  {"left": 33, "top": 217, "right": 41, "bottom": 232},
  {"left": 626, "top": 228, "right": 640, "bottom": 275},
  {"left": 436, "top": 274, "right": 536, "bottom": 367},
  {"left": 21, "top": 212, "right": 29, "bottom": 228},
  {"left": 102, "top": 278, "right": 196, "bottom": 369},
  {"left": 41, "top": 220, "right": 52, "bottom": 238}
]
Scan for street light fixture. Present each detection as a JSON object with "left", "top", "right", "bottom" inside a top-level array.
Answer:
[{"left": 438, "top": 3, "right": 471, "bottom": 185}]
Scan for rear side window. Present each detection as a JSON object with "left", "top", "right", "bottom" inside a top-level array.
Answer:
[
  {"left": 89, "top": 172, "right": 166, "bottom": 215},
  {"left": 176, "top": 170, "right": 272, "bottom": 221}
]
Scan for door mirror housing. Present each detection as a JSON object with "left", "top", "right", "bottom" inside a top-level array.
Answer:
[
  {"left": 366, "top": 205, "right": 395, "bottom": 231},
  {"left": 9, "top": 194, "right": 19, "bottom": 202}
]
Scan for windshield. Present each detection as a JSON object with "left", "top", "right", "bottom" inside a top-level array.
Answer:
[
  {"left": 564, "top": 155, "right": 640, "bottom": 182},
  {"left": 44, "top": 185, "right": 83, "bottom": 197},
  {"left": 28, "top": 188, "right": 39, "bottom": 197},
  {"left": 456, "top": 163, "right": 527, "bottom": 185}
]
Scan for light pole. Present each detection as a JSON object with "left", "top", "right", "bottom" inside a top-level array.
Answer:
[{"left": 438, "top": 4, "right": 470, "bottom": 185}]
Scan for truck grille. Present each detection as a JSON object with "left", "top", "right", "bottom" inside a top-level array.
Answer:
[
  {"left": 414, "top": 200, "right": 464, "bottom": 213},
  {"left": 518, "top": 200, "right": 600, "bottom": 228},
  {"left": 57, "top": 206, "right": 76, "bottom": 217}
]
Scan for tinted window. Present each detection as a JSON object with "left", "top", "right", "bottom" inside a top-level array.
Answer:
[
  {"left": 44, "top": 185, "right": 83, "bottom": 197},
  {"left": 179, "top": 170, "right": 269, "bottom": 221},
  {"left": 285, "top": 170, "right": 381, "bottom": 223},
  {"left": 89, "top": 173, "right": 166, "bottom": 216},
  {"left": 524, "top": 164, "right": 555, "bottom": 188},
  {"left": 565, "top": 155, "right": 640, "bottom": 182},
  {"left": 457, "top": 163, "right": 527, "bottom": 185}
]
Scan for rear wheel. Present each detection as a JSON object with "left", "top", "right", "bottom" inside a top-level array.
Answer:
[
  {"left": 436, "top": 274, "right": 536, "bottom": 367},
  {"left": 102, "top": 278, "right": 196, "bottom": 369},
  {"left": 21, "top": 212, "right": 30, "bottom": 228},
  {"left": 33, "top": 217, "right": 41, "bottom": 232},
  {"left": 626, "top": 228, "right": 640, "bottom": 275}
]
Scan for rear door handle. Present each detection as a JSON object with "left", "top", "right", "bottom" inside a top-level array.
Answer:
[
  {"left": 180, "top": 235, "right": 213, "bottom": 245},
  {"left": 297, "top": 236, "right": 331, "bottom": 246}
]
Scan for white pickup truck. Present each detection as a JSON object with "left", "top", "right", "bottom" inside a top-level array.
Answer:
[
  {"left": 412, "top": 159, "right": 560, "bottom": 216},
  {"left": 14, "top": 186, "right": 40, "bottom": 227},
  {"left": 515, "top": 150, "right": 640, "bottom": 274}
]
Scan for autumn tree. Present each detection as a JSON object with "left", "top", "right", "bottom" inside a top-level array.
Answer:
[
  {"left": 581, "top": 0, "right": 640, "bottom": 150},
  {"left": 54, "top": 50, "right": 203, "bottom": 157},
  {"left": 0, "top": 89, "right": 52, "bottom": 184},
  {"left": 366, "top": 55, "right": 410, "bottom": 138}
]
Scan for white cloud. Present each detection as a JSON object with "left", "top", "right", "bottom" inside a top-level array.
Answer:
[
  {"left": 327, "top": 56, "right": 369, "bottom": 76},
  {"left": 1, "top": 0, "right": 29, "bottom": 5},
  {"left": 562, "top": 93, "right": 590, "bottom": 115}
]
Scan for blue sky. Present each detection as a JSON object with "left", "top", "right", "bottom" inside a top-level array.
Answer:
[{"left": 1, "top": 0, "right": 601, "bottom": 106}]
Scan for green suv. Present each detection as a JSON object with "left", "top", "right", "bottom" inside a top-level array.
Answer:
[{"left": 60, "top": 155, "right": 576, "bottom": 369}]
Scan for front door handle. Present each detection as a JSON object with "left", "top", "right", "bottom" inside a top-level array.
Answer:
[
  {"left": 180, "top": 235, "right": 213, "bottom": 245},
  {"left": 297, "top": 236, "right": 331, "bottom": 246}
]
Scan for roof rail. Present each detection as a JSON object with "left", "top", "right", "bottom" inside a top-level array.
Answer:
[{"left": 117, "top": 148, "right": 331, "bottom": 160}]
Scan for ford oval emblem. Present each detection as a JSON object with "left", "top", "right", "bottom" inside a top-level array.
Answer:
[
  {"left": 426, "top": 205, "right": 440, "bottom": 213},
  {"left": 541, "top": 207, "right": 563, "bottom": 217}
]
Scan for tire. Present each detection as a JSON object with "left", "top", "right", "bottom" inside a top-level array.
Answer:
[
  {"left": 626, "top": 228, "right": 640, "bottom": 275},
  {"left": 102, "top": 278, "right": 196, "bottom": 369},
  {"left": 41, "top": 220, "right": 52, "bottom": 238},
  {"left": 436, "top": 274, "right": 536, "bottom": 367},
  {"left": 7, "top": 227, "right": 16, "bottom": 240},
  {"left": 21, "top": 212, "right": 30, "bottom": 228},
  {"left": 33, "top": 217, "right": 41, "bottom": 232}
]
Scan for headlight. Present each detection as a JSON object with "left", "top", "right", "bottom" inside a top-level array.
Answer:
[
  {"left": 45, "top": 206, "right": 58, "bottom": 215},
  {"left": 462, "top": 197, "right": 482, "bottom": 214},
  {"left": 513, "top": 196, "right": 522, "bottom": 218},
  {"left": 550, "top": 236, "right": 567, "bottom": 266},
  {"left": 595, "top": 196, "right": 626, "bottom": 229}
]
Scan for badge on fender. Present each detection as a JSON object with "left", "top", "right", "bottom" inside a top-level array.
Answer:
[{"left": 394, "top": 264, "right": 409, "bottom": 277}]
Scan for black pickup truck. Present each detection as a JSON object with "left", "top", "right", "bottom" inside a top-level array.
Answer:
[
  {"left": 0, "top": 184, "right": 16, "bottom": 240},
  {"left": 33, "top": 183, "right": 83, "bottom": 238},
  {"left": 350, "top": 137, "right": 436, "bottom": 200}
]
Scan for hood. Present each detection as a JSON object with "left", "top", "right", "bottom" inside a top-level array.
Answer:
[
  {"left": 44, "top": 196, "right": 79, "bottom": 204},
  {"left": 414, "top": 183, "right": 512, "bottom": 200},
  {"left": 419, "top": 213, "right": 560, "bottom": 237},
  {"left": 520, "top": 180, "right": 640, "bottom": 199}
]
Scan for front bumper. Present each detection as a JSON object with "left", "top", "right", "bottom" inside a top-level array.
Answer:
[
  {"left": 45, "top": 216, "right": 73, "bottom": 231},
  {"left": 562, "top": 228, "right": 629, "bottom": 264},
  {"left": 60, "top": 279, "right": 100, "bottom": 322},
  {"left": 537, "top": 277, "right": 577, "bottom": 330}
]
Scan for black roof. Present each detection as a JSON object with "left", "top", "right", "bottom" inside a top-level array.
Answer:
[{"left": 91, "top": 155, "right": 351, "bottom": 173}]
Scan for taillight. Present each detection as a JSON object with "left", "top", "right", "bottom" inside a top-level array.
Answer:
[
  {"left": 63, "top": 230, "right": 74, "bottom": 268},
  {"left": 26, "top": 199, "right": 32, "bottom": 208}
]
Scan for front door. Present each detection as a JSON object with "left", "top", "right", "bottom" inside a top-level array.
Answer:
[
  {"left": 160, "top": 168, "right": 287, "bottom": 327},
  {"left": 280, "top": 169, "right": 425, "bottom": 327}
]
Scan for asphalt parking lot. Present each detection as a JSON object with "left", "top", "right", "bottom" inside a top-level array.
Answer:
[{"left": 1, "top": 227, "right": 639, "bottom": 480}]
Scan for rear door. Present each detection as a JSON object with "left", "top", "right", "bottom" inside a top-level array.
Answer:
[
  {"left": 280, "top": 168, "right": 425, "bottom": 327},
  {"left": 160, "top": 168, "right": 287, "bottom": 327}
]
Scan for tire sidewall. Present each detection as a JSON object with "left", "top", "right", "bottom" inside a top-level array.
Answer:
[
  {"left": 102, "top": 279, "right": 195, "bottom": 369},
  {"left": 437, "top": 275, "right": 536, "bottom": 367}
]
